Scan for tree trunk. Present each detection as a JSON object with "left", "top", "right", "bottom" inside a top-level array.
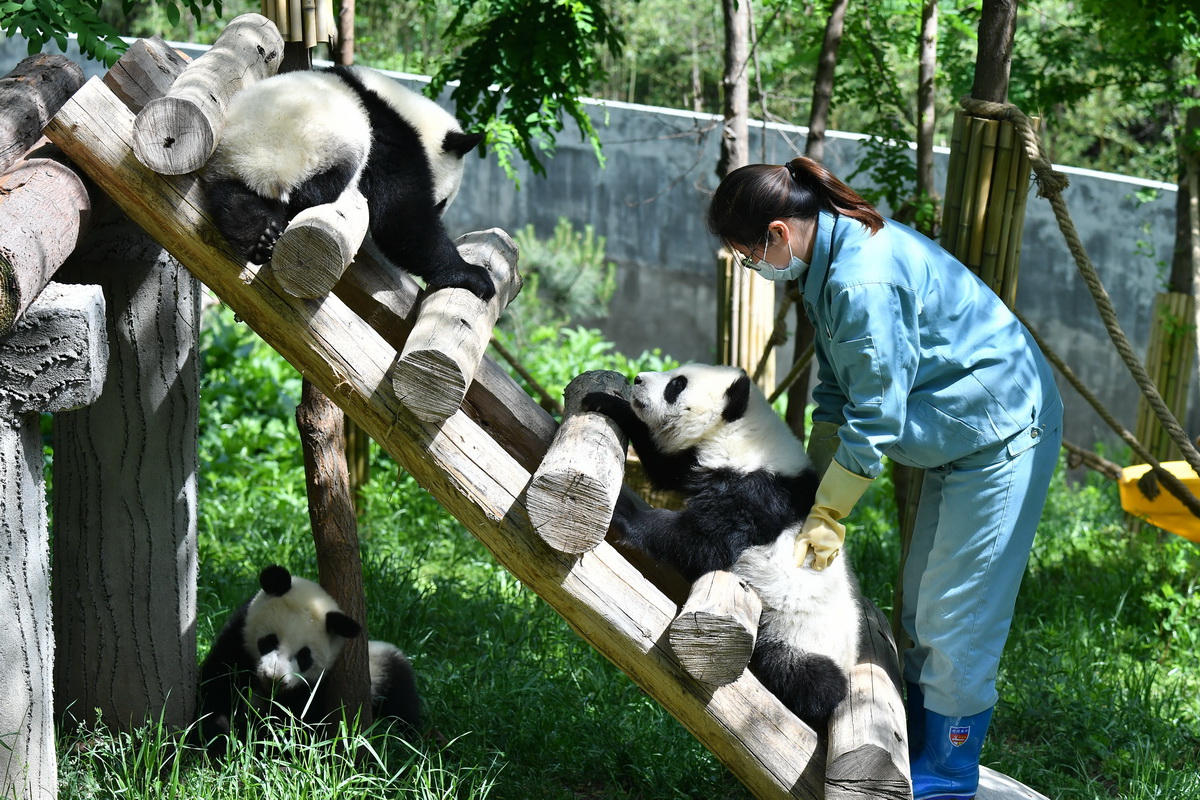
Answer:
[
  {"left": 53, "top": 218, "right": 200, "bottom": 733},
  {"left": 297, "top": 381, "right": 373, "bottom": 727},
  {"left": 972, "top": 0, "right": 1016, "bottom": 103},
  {"left": 337, "top": 0, "right": 355, "bottom": 65},
  {"left": 717, "top": 0, "right": 749, "bottom": 180},
  {"left": 804, "top": 0, "right": 848, "bottom": 165},
  {"left": 915, "top": 0, "right": 939, "bottom": 238}
]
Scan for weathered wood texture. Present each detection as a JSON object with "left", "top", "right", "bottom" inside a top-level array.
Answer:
[
  {"left": 52, "top": 217, "right": 201, "bottom": 732},
  {"left": 332, "top": 247, "right": 556, "bottom": 474},
  {"left": 668, "top": 570, "right": 762, "bottom": 686},
  {"left": 132, "top": 13, "right": 283, "bottom": 174},
  {"left": 47, "top": 76, "right": 829, "bottom": 799},
  {"left": 103, "top": 36, "right": 191, "bottom": 113},
  {"left": 0, "top": 143, "right": 95, "bottom": 335},
  {"left": 273, "top": 187, "right": 370, "bottom": 298},
  {"left": 826, "top": 599, "right": 910, "bottom": 799},
  {"left": 298, "top": 379, "right": 373, "bottom": 726},
  {"left": 391, "top": 229, "right": 522, "bottom": 423},
  {"left": 0, "top": 282, "right": 107, "bottom": 800},
  {"left": 0, "top": 54, "right": 84, "bottom": 174},
  {"left": 526, "top": 370, "right": 631, "bottom": 554}
]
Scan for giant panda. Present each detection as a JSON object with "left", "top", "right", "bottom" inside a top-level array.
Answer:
[
  {"left": 196, "top": 564, "right": 421, "bottom": 757},
  {"left": 204, "top": 65, "right": 494, "bottom": 300},
  {"left": 583, "top": 363, "right": 863, "bottom": 727}
]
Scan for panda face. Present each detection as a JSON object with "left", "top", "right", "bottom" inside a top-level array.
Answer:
[
  {"left": 241, "top": 569, "right": 361, "bottom": 694},
  {"left": 631, "top": 364, "right": 751, "bottom": 455}
]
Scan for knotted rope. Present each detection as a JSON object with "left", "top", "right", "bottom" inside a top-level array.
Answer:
[{"left": 961, "top": 95, "right": 1200, "bottom": 511}]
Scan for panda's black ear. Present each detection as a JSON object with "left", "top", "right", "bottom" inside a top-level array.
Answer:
[
  {"left": 260, "top": 565, "right": 292, "bottom": 596},
  {"left": 326, "top": 611, "right": 362, "bottom": 639},
  {"left": 442, "top": 130, "right": 485, "bottom": 158},
  {"left": 723, "top": 373, "right": 751, "bottom": 423}
]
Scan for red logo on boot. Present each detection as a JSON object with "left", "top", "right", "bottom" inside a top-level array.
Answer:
[{"left": 948, "top": 726, "right": 970, "bottom": 747}]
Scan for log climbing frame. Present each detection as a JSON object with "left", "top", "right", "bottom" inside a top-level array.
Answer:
[{"left": 41, "top": 21, "right": 1070, "bottom": 799}]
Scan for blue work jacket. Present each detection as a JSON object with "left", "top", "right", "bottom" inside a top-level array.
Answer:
[{"left": 801, "top": 210, "right": 1062, "bottom": 479}]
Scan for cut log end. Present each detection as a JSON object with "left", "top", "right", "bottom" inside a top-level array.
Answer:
[{"left": 131, "top": 97, "right": 216, "bottom": 175}]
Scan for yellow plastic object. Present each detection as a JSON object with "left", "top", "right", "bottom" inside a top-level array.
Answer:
[{"left": 1118, "top": 461, "right": 1200, "bottom": 542}]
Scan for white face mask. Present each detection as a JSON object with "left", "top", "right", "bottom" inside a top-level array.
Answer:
[{"left": 745, "top": 240, "right": 809, "bottom": 283}]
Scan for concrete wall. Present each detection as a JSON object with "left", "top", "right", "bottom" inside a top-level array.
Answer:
[{"left": 6, "top": 35, "right": 1194, "bottom": 458}]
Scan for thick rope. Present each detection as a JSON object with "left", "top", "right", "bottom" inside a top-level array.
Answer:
[
  {"left": 962, "top": 95, "right": 1200, "bottom": 482},
  {"left": 1017, "top": 310, "right": 1200, "bottom": 518}
]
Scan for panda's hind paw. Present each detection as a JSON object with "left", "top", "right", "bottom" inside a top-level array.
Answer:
[{"left": 249, "top": 221, "right": 285, "bottom": 265}]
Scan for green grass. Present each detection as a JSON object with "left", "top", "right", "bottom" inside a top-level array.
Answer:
[{"left": 58, "top": 307, "right": 1200, "bottom": 799}]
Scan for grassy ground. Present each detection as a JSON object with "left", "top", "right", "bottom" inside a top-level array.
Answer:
[{"left": 58, "top": 308, "right": 1200, "bottom": 799}]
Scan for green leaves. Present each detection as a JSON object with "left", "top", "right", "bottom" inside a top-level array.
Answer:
[{"left": 428, "top": 0, "right": 623, "bottom": 179}]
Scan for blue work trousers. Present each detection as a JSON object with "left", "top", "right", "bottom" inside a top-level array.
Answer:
[{"left": 900, "top": 411, "right": 1062, "bottom": 717}]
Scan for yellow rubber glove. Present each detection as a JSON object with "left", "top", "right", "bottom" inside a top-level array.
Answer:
[
  {"left": 806, "top": 420, "right": 841, "bottom": 477},
  {"left": 794, "top": 459, "right": 874, "bottom": 570}
]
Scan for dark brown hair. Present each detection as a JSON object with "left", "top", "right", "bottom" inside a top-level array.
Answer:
[{"left": 705, "top": 156, "right": 884, "bottom": 248}]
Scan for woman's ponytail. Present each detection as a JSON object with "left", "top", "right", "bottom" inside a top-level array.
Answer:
[
  {"left": 784, "top": 157, "right": 883, "bottom": 234},
  {"left": 708, "top": 156, "right": 884, "bottom": 247}
]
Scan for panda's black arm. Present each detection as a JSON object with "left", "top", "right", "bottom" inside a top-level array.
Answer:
[
  {"left": 580, "top": 392, "right": 698, "bottom": 494},
  {"left": 611, "top": 504, "right": 735, "bottom": 582}
]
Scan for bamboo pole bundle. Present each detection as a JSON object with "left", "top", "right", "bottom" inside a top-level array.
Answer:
[
  {"left": 940, "top": 112, "right": 968, "bottom": 256},
  {"left": 717, "top": 250, "right": 775, "bottom": 391},
  {"left": 263, "top": 0, "right": 335, "bottom": 45},
  {"left": 1135, "top": 292, "right": 1197, "bottom": 464},
  {"left": 940, "top": 109, "right": 1038, "bottom": 308}
]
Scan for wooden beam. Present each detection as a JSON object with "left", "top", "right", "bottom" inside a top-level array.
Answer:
[
  {"left": 47, "top": 75, "right": 827, "bottom": 800},
  {"left": 0, "top": 54, "right": 84, "bottom": 174}
]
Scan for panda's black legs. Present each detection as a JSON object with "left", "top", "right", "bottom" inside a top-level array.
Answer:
[
  {"left": 287, "top": 161, "right": 360, "bottom": 210},
  {"left": 750, "top": 639, "right": 849, "bottom": 728},
  {"left": 371, "top": 217, "right": 496, "bottom": 300},
  {"left": 206, "top": 178, "right": 289, "bottom": 264}
]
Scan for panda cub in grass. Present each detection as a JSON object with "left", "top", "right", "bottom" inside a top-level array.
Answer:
[
  {"left": 197, "top": 564, "right": 421, "bottom": 757},
  {"left": 204, "top": 65, "right": 493, "bottom": 299},
  {"left": 583, "top": 363, "right": 863, "bottom": 727}
]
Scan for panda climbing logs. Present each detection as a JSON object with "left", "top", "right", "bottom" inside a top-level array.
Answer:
[
  {"left": 583, "top": 363, "right": 864, "bottom": 727},
  {"left": 196, "top": 564, "right": 421, "bottom": 756},
  {"left": 204, "top": 65, "right": 494, "bottom": 300}
]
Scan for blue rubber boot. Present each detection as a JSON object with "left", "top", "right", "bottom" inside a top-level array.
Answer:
[
  {"left": 905, "top": 682, "right": 925, "bottom": 755},
  {"left": 911, "top": 707, "right": 993, "bottom": 800}
]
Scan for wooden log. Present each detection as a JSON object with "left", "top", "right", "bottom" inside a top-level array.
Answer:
[
  {"left": 825, "top": 597, "right": 910, "bottom": 800},
  {"left": 0, "top": 54, "right": 85, "bottom": 175},
  {"left": 0, "top": 144, "right": 95, "bottom": 335},
  {"left": 0, "top": 282, "right": 107, "bottom": 800},
  {"left": 102, "top": 36, "right": 191, "bottom": 114},
  {"left": 526, "top": 370, "right": 631, "bottom": 554},
  {"left": 390, "top": 229, "right": 522, "bottom": 423},
  {"left": 331, "top": 245, "right": 558, "bottom": 474},
  {"left": 47, "top": 76, "right": 829, "bottom": 799},
  {"left": 272, "top": 188, "right": 369, "bottom": 298},
  {"left": 131, "top": 13, "right": 284, "bottom": 174},
  {"left": 668, "top": 570, "right": 762, "bottom": 686}
]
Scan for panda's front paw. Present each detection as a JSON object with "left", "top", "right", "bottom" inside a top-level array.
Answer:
[
  {"left": 435, "top": 266, "right": 496, "bottom": 301},
  {"left": 581, "top": 391, "right": 626, "bottom": 417}
]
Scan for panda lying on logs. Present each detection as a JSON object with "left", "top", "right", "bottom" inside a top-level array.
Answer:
[
  {"left": 583, "top": 363, "right": 864, "bottom": 727},
  {"left": 196, "top": 565, "right": 421, "bottom": 757},
  {"left": 204, "top": 65, "right": 493, "bottom": 300}
]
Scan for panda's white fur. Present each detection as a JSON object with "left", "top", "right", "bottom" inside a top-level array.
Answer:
[
  {"left": 204, "top": 65, "right": 493, "bottom": 299},
  {"left": 196, "top": 565, "right": 421, "bottom": 757},
  {"left": 584, "top": 363, "right": 863, "bottom": 726}
]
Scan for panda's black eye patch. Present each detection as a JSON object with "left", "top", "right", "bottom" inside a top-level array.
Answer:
[
  {"left": 664, "top": 376, "right": 688, "bottom": 404},
  {"left": 297, "top": 647, "right": 313, "bottom": 672},
  {"left": 257, "top": 634, "right": 279, "bottom": 656}
]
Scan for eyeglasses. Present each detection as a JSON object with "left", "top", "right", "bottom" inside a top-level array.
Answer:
[{"left": 737, "top": 237, "right": 769, "bottom": 271}]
